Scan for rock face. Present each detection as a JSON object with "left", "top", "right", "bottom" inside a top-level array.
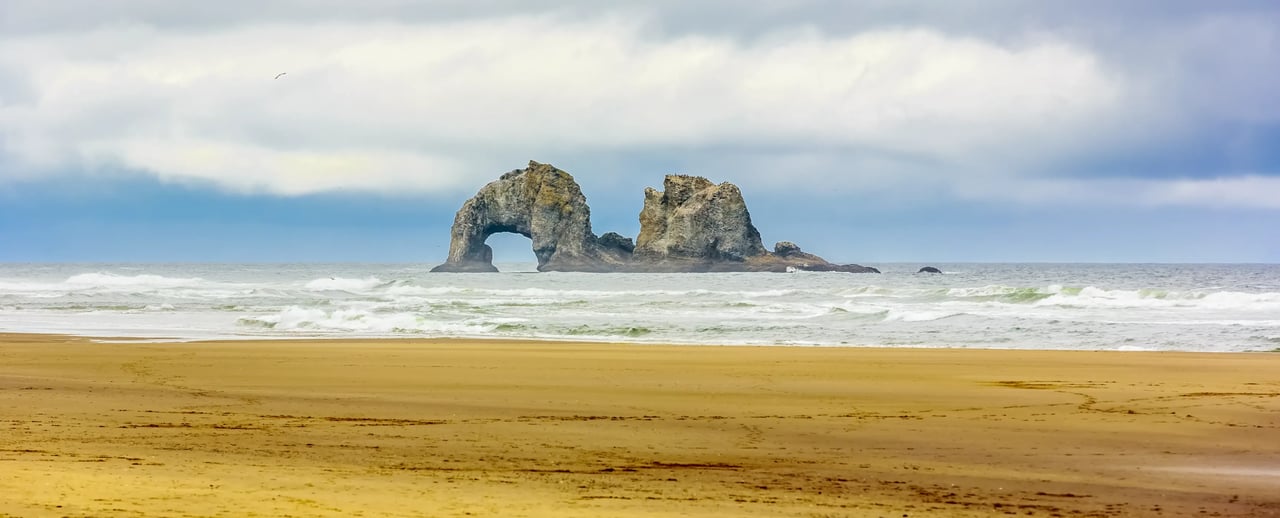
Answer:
[
  {"left": 431, "top": 162, "right": 877, "bottom": 273},
  {"left": 430, "top": 161, "right": 629, "bottom": 272},
  {"left": 632, "top": 175, "right": 768, "bottom": 271}
]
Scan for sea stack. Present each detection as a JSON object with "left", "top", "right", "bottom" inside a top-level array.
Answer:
[
  {"left": 431, "top": 161, "right": 878, "bottom": 273},
  {"left": 429, "top": 161, "right": 629, "bottom": 272}
]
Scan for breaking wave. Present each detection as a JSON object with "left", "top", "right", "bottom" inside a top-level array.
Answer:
[
  {"left": 1, "top": 263, "right": 1278, "bottom": 351},
  {"left": 65, "top": 273, "right": 206, "bottom": 288},
  {"left": 304, "top": 276, "right": 385, "bottom": 292}
]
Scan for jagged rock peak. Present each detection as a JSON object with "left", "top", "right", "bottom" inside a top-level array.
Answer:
[
  {"left": 662, "top": 175, "right": 715, "bottom": 207},
  {"left": 634, "top": 175, "right": 768, "bottom": 265},
  {"left": 774, "top": 241, "right": 802, "bottom": 256}
]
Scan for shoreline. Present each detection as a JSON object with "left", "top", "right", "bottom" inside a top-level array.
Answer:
[
  {"left": 8, "top": 330, "right": 1280, "bottom": 354},
  {"left": 2, "top": 333, "right": 1278, "bottom": 516}
]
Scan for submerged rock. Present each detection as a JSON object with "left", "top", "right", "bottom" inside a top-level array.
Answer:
[
  {"left": 918, "top": 266, "right": 943, "bottom": 274},
  {"left": 431, "top": 162, "right": 877, "bottom": 273}
]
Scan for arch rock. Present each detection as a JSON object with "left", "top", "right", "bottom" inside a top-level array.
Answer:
[{"left": 430, "top": 161, "right": 630, "bottom": 272}]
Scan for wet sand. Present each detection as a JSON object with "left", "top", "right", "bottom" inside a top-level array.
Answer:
[{"left": 1, "top": 333, "right": 1278, "bottom": 517}]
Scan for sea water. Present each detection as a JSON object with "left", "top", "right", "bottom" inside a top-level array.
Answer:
[{"left": 0, "top": 263, "right": 1277, "bottom": 352}]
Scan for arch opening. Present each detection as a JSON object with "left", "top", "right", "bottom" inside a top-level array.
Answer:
[{"left": 483, "top": 232, "right": 539, "bottom": 272}]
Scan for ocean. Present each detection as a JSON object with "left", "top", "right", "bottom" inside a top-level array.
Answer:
[{"left": 0, "top": 263, "right": 1277, "bottom": 352}]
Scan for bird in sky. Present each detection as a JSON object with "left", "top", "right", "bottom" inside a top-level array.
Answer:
[{"left": 274, "top": 72, "right": 287, "bottom": 79}]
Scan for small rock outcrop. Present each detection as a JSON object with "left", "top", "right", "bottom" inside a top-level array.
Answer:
[
  {"left": 773, "top": 240, "right": 826, "bottom": 263},
  {"left": 431, "top": 162, "right": 878, "bottom": 273},
  {"left": 430, "top": 161, "right": 629, "bottom": 272},
  {"left": 918, "top": 266, "right": 943, "bottom": 274},
  {"left": 792, "top": 262, "right": 882, "bottom": 273},
  {"left": 773, "top": 241, "right": 880, "bottom": 273},
  {"left": 597, "top": 232, "right": 635, "bottom": 254}
]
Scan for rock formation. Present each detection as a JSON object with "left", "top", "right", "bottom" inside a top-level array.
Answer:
[
  {"left": 430, "top": 161, "right": 629, "bottom": 272},
  {"left": 632, "top": 175, "right": 767, "bottom": 271},
  {"left": 431, "top": 162, "right": 877, "bottom": 273},
  {"left": 917, "top": 266, "right": 943, "bottom": 274}
]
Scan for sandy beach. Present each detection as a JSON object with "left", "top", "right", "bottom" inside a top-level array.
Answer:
[{"left": 1, "top": 333, "right": 1277, "bottom": 517}]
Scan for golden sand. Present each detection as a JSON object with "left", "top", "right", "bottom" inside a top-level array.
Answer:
[{"left": 1, "top": 333, "right": 1278, "bottom": 517}]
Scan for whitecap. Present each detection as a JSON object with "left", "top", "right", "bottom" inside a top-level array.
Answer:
[
  {"left": 883, "top": 310, "right": 966, "bottom": 322},
  {"left": 65, "top": 273, "right": 205, "bottom": 289},
  {"left": 240, "top": 306, "right": 497, "bottom": 336},
  {"left": 304, "top": 276, "right": 383, "bottom": 292}
]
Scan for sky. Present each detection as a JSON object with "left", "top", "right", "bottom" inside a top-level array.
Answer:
[{"left": 1, "top": 1, "right": 1278, "bottom": 263}]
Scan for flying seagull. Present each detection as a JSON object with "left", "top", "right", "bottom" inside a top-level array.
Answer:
[{"left": 274, "top": 72, "right": 287, "bottom": 79}]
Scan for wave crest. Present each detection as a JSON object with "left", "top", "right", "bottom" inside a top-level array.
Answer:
[
  {"left": 65, "top": 273, "right": 205, "bottom": 288},
  {"left": 304, "top": 276, "right": 384, "bottom": 291}
]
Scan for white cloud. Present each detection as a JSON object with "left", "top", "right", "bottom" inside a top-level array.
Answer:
[
  {"left": 0, "top": 16, "right": 1125, "bottom": 195},
  {"left": 952, "top": 176, "right": 1280, "bottom": 210},
  {"left": 1141, "top": 176, "right": 1280, "bottom": 209},
  {"left": 94, "top": 138, "right": 467, "bottom": 195}
]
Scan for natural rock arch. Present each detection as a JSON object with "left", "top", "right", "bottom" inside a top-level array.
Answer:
[{"left": 429, "top": 161, "right": 630, "bottom": 272}]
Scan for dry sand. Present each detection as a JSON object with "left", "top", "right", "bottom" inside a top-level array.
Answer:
[{"left": 1, "top": 333, "right": 1278, "bottom": 517}]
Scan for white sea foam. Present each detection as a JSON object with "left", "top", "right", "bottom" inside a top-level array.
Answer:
[
  {"left": 65, "top": 273, "right": 206, "bottom": 289},
  {"left": 241, "top": 306, "right": 497, "bottom": 335},
  {"left": 836, "top": 285, "right": 914, "bottom": 298},
  {"left": 1, "top": 264, "right": 1277, "bottom": 350},
  {"left": 0, "top": 273, "right": 254, "bottom": 301},
  {"left": 1035, "top": 286, "right": 1280, "bottom": 310},
  {"left": 384, "top": 285, "right": 469, "bottom": 296},
  {"left": 1199, "top": 291, "right": 1280, "bottom": 309},
  {"left": 947, "top": 285, "right": 1020, "bottom": 297},
  {"left": 884, "top": 310, "right": 966, "bottom": 322},
  {"left": 304, "top": 276, "right": 384, "bottom": 291}
]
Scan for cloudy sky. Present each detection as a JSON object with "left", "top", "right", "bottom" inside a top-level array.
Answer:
[{"left": 2, "top": 1, "right": 1278, "bottom": 263}]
